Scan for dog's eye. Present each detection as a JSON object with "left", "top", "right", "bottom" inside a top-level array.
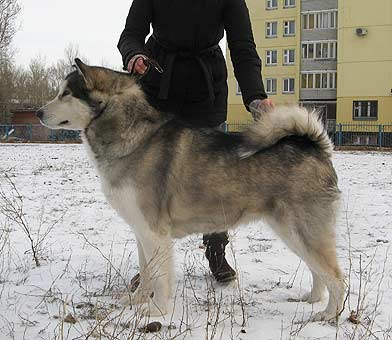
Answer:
[{"left": 59, "top": 90, "right": 71, "bottom": 99}]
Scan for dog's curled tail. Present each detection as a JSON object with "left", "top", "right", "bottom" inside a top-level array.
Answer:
[{"left": 240, "top": 105, "right": 333, "bottom": 159}]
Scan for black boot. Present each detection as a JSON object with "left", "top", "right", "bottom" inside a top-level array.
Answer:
[{"left": 203, "top": 232, "right": 237, "bottom": 283}]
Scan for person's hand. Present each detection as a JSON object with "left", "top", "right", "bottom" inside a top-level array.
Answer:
[
  {"left": 249, "top": 98, "right": 275, "bottom": 121},
  {"left": 127, "top": 54, "right": 148, "bottom": 74}
]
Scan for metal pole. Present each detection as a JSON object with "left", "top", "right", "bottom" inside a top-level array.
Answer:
[
  {"left": 28, "top": 124, "right": 33, "bottom": 141},
  {"left": 338, "top": 123, "right": 343, "bottom": 146},
  {"left": 379, "top": 124, "right": 383, "bottom": 148}
]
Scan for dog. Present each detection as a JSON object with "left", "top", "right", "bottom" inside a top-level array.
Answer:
[{"left": 37, "top": 59, "right": 345, "bottom": 321}]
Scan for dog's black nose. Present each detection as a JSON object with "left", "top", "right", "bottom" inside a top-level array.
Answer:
[{"left": 36, "top": 109, "right": 44, "bottom": 119}]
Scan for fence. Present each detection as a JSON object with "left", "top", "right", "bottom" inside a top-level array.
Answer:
[
  {"left": 227, "top": 121, "right": 392, "bottom": 148},
  {"left": 332, "top": 123, "right": 392, "bottom": 147},
  {"left": 0, "top": 124, "right": 81, "bottom": 143},
  {"left": 1, "top": 122, "right": 392, "bottom": 147}
]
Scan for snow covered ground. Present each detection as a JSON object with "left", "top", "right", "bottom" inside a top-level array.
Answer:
[{"left": 0, "top": 144, "right": 391, "bottom": 340}]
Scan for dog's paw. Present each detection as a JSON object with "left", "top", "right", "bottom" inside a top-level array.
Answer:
[
  {"left": 133, "top": 301, "right": 168, "bottom": 317},
  {"left": 287, "top": 291, "right": 324, "bottom": 304},
  {"left": 300, "top": 291, "right": 324, "bottom": 304},
  {"left": 119, "top": 294, "right": 131, "bottom": 306},
  {"left": 131, "top": 286, "right": 151, "bottom": 305},
  {"left": 310, "top": 310, "right": 339, "bottom": 324},
  {"left": 119, "top": 287, "right": 151, "bottom": 306}
]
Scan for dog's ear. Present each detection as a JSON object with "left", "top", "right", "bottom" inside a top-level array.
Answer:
[{"left": 74, "top": 58, "right": 95, "bottom": 89}]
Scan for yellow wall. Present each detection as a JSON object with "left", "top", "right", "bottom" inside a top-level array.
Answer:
[
  {"left": 227, "top": 0, "right": 300, "bottom": 124},
  {"left": 337, "top": 97, "right": 392, "bottom": 124},
  {"left": 337, "top": 0, "right": 392, "bottom": 124}
]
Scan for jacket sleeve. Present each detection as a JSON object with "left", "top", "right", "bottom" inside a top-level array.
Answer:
[
  {"left": 223, "top": 0, "right": 267, "bottom": 110},
  {"left": 117, "top": 0, "right": 153, "bottom": 70}
]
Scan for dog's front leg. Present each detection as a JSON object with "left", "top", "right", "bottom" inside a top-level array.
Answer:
[
  {"left": 132, "top": 231, "right": 173, "bottom": 316},
  {"left": 129, "top": 237, "right": 150, "bottom": 304}
]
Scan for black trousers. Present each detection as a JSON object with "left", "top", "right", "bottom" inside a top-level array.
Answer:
[
  {"left": 202, "top": 122, "right": 229, "bottom": 252},
  {"left": 202, "top": 231, "right": 229, "bottom": 250}
]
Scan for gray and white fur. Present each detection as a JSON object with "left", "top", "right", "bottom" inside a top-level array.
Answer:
[{"left": 37, "top": 59, "right": 345, "bottom": 321}]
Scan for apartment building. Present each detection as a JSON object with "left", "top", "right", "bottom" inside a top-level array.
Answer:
[
  {"left": 227, "top": 0, "right": 300, "bottom": 124},
  {"left": 300, "top": 0, "right": 338, "bottom": 126},
  {"left": 227, "top": 0, "right": 392, "bottom": 132},
  {"left": 337, "top": 0, "right": 392, "bottom": 125}
]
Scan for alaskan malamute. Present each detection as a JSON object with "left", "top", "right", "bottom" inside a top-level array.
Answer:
[{"left": 37, "top": 59, "right": 345, "bottom": 321}]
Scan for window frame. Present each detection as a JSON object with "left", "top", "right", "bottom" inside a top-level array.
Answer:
[
  {"left": 283, "top": 78, "right": 295, "bottom": 94},
  {"left": 283, "top": 20, "right": 296, "bottom": 36},
  {"left": 353, "top": 101, "right": 378, "bottom": 120},
  {"left": 301, "top": 71, "right": 336, "bottom": 89},
  {"left": 284, "top": 0, "right": 295, "bottom": 8},
  {"left": 302, "top": 10, "right": 337, "bottom": 30},
  {"left": 266, "top": 0, "right": 278, "bottom": 10},
  {"left": 266, "top": 49, "right": 278, "bottom": 66},
  {"left": 283, "top": 49, "right": 295, "bottom": 65},
  {"left": 266, "top": 21, "right": 278, "bottom": 38},
  {"left": 236, "top": 82, "right": 242, "bottom": 95},
  {"left": 266, "top": 78, "right": 277, "bottom": 94},
  {"left": 301, "top": 41, "right": 337, "bottom": 60}
]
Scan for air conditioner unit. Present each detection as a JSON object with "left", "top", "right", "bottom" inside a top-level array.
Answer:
[{"left": 356, "top": 28, "right": 368, "bottom": 36}]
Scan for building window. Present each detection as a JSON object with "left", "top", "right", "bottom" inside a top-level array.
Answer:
[
  {"left": 283, "top": 78, "right": 295, "bottom": 93},
  {"left": 266, "top": 0, "right": 278, "bottom": 10},
  {"left": 284, "top": 0, "right": 295, "bottom": 8},
  {"left": 266, "top": 22, "right": 278, "bottom": 38},
  {"left": 266, "top": 50, "right": 278, "bottom": 65},
  {"left": 330, "top": 11, "right": 336, "bottom": 28},
  {"left": 301, "top": 73, "right": 307, "bottom": 88},
  {"left": 353, "top": 101, "right": 378, "bottom": 120},
  {"left": 266, "top": 78, "right": 277, "bottom": 94},
  {"left": 283, "top": 49, "right": 295, "bottom": 65},
  {"left": 302, "top": 13, "right": 315, "bottom": 29},
  {"left": 303, "top": 73, "right": 314, "bottom": 88},
  {"left": 302, "top": 10, "right": 337, "bottom": 30},
  {"left": 315, "top": 43, "right": 322, "bottom": 58},
  {"left": 283, "top": 20, "right": 295, "bottom": 36},
  {"left": 315, "top": 73, "right": 321, "bottom": 88},
  {"left": 236, "top": 82, "right": 241, "bottom": 95},
  {"left": 301, "top": 72, "right": 336, "bottom": 89},
  {"left": 316, "top": 13, "right": 328, "bottom": 29},
  {"left": 302, "top": 41, "right": 337, "bottom": 60},
  {"left": 330, "top": 41, "right": 337, "bottom": 59}
]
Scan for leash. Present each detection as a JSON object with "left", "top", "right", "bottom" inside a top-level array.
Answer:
[{"left": 129, "top": 55, "right": 163, "bottom": 77}]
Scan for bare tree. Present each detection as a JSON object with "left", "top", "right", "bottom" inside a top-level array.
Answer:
[
  {"left": 0, "top": 0, "right": 20, "bottom": 122},
  {"left": 0, "top": 41, "right": 94, "bottom": 117},
  {"left": 0, "top": 56, "right": 14, "bottom": 123},
  {"left": 47, "top": 43, "right": 89, "bottom": 91},
  {"left": 0, "top": 0, "right": 21, "bottom": 54},
  {"left": 64, "top": 43, "right": 84, "bottom": 67},
  {"left": 26, "top": 55, "right": 57, "bottom": 107}
]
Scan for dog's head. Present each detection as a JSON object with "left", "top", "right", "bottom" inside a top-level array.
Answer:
[{"left": 37, "top": 58, "right": 137, "bottom": 130}]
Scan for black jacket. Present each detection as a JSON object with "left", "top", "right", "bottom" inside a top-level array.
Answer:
[{"left": 118, "top": 0, "right": 267, "bottom": 126}]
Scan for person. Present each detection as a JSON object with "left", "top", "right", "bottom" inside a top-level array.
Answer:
[{"left": 118, "top": 0, "right": 274, "bottom": 285}]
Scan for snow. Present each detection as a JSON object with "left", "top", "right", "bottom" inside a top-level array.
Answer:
[{"left": 0, "top": 144, "right": 391, "bottom": 339}]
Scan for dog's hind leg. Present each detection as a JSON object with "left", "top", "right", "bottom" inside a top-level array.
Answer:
[
  {"left": 292, "top": 229, "right": 344, "bottom": 322},
  {"left": 290, "top": 270, "right": 325, "bottom": 303},
  {"left": 268, "top": 210, "right": 345, "bottom": 322},
  {"left": 299, "top": 246, "right": 344, "bottom": 316}
]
